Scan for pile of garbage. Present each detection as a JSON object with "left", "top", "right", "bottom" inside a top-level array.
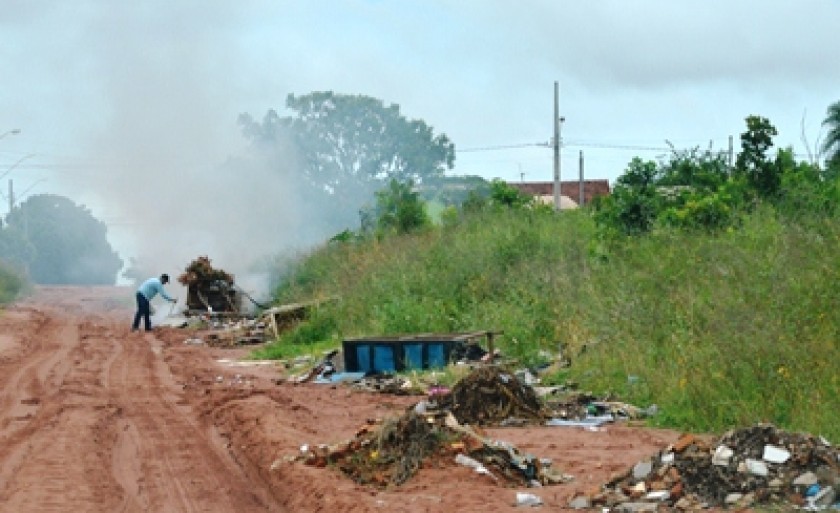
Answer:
[
  {"left": 350, "top": 375, "right": 423, "bottom": 395},
  {"left": 576, "top": 423, "right": 840, "bottom": 511},
  {"left": 293, "top": 407, "right": 571, "bottom": 489},
  {"left": 541, "top": 389, "right": 655, "bottom": 422},
  {"left": 435, "top": 366, "right": 549, "bottom": 426},
  {"left": 201, "top": 317, "right": 268, "bottom": 346},
  {"left": 283, "top": 366, "right": 577, "bottom": 488}
]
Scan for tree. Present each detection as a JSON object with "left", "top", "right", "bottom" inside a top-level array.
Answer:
[
  {"left": 822, "top": 100, "right": 840, "bottom": 169},
  {"left": 735, "top": 115, "right": 781, "bottom": 198},
  {"left": 239, "top": 91, "right": 455, "bottom": 196},
  {"left": 417, "top": 174, "right": 491, "bottom": 208},
  {"left": 775, "top": 147, "right": 836, "bottom": 219},
  {"left": 488, "top": 179, "right": 535, "bottom": 209},
  {"left": 657, "top": 146, "right": 730, "bottom": 191},
  {"left": 594, "top": 158, "right": 663, "bottom": 235},
  {"left": 0, "top": 194, "right": 122, "bottom": 285},
  {"left": 361, "top": 179, "right": 430, "bottom": 236}
]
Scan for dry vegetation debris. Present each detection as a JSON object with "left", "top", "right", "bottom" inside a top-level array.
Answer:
[
  {"left": 291, "top": 366, "right": 571, "bottom": 489},
  {"left": 436, "top": 365, "right": 549, "bottom": 426},
  {"left": 177, "top": 255, "right": 234, "bottom": 287}
]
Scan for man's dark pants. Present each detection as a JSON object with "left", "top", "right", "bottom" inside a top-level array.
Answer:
[{"left": 132, "top": 292, "right": 152, "bottom": 331}]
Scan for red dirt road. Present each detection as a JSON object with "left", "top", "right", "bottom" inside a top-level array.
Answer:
[{"left": 0, "top": 287, "right": 681, "bottom": 512}]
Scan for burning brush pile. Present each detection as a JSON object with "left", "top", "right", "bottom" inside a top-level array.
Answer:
[
  {"left": 178, "top": 256, "right": 239, "bottom": 312},
  {"left": 178, "top": 256, "right": 233, "bottom": 288},
  {"left": 293, "top": 366, "right": 570, "bottom": 489}
]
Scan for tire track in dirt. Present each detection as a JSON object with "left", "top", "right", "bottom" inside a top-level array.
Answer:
[
  {"left": 0, "top": 306, "right": 123, "bottom": 512},
  {"left": 0, "top": 287, "right": 282, "bottom": 513},
  {"left": 104, "top": 327, "right": 278, "bottom": 513}
]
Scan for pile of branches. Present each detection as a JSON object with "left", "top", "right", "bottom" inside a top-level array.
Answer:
[
  {"left": 300, "top": 412, "right": 441, "bottom": 488},
  {"left": 347, "top": 412, "right": 439, "bottom": 486},
  {"left": 299, "top": 409, "right": 569, "bottom": 489},
  {"left": 178, "top": 256, "right": 233, "bottom": 287},
  {"left": 436, "top": 366, "right": 549, "bottom": 426}
]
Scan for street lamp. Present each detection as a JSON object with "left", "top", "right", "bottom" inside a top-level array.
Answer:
[
  {"left": 17, "top": 178, "right": 46, "bottom": 202},
  {"left": 0, "top": 154, "right": 35, "bottom": 181},
  {"left": 0, "top": 129, "right": 21, "bottom": 140}
]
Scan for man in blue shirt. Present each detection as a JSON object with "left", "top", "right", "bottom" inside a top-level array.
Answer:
[{"left": 132, "top": 273, "right": 176, "bottom": 332}]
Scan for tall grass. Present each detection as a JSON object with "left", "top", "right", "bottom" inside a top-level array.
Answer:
[
  {"left": 574, "top": 208, "right": 840, "bottom": 440},
  {"left": 267, "top": 206, "right": 840, "bottom": 441}
]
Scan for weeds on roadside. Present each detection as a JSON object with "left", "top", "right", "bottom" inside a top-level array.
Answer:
[
  {"left": 0, "top": 261, "right": 27, "bottom": 305},
  {"left": 260, "top": 205, "right": 840, "bottom": 441}
]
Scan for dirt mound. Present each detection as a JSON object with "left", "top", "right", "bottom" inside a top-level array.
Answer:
[
  {"left": 589, "top": 423, "right": 840, "bottom": 510},
  {"left": 436, "top": 366, "right": 549, "bottom": 426}
]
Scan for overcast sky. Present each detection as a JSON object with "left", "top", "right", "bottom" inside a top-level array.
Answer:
[{"left": 2, "top": 1, "right": 839, "bottom": 283}]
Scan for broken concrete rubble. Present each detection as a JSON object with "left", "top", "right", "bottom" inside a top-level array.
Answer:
[{"left": 585, "top": 423, "right": 840, "bottom": 511}]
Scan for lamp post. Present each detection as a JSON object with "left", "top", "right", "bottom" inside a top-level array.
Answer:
[
  {"left": 0, "top": 129, "right": 21, "bottom": 140},
  {"left": 16, "top": 178, "right": 46, "bottom": 204},
  {"left": 0, "top": 154, "right": 34, "bottom": 182}
]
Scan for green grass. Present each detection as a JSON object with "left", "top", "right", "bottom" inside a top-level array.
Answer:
[
  {"left": 250, "top": 336, "right": 338, "bottom": 361},
  {"left": 261, "top": 205, "right": 840, "bottom": 442}
]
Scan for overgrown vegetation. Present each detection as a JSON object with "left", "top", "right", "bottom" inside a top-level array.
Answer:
[
  {"left": 260, "top": 112, "right": 840, "bottom": 442},
  {"left": 0, "top": 261, "right": 26, "bottom": 304}
]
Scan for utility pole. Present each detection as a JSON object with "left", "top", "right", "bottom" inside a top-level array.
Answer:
[
  {"left": 728, "top": 135, "right": 734, "bottom": 168},
  {"left": 579, "top": 150, "right": 585, "bottom": 206},
  {"left": 553, "top": 81, "right": 562, "bottom": 211},
  {"left": 8, "top": 179, "right": 12, "bottom": 213}
]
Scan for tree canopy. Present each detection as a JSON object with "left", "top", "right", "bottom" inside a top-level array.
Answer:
[
  {"left": 360, "top": 179, "right": 430, "bottom": 237},
  {"left": 735, "top": 115, "right": 780, "bottom": 197},
  {"left": 238, "top": 91, "right": 455, "bottom": 197},
  {"left": 592, "top": 114, "right": 839, "bottom": 235},
  {"left": 0, "top": 194, "right": 122, "bottom": 285}
]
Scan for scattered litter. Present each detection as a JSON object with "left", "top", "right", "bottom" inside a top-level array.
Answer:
[
  {"left": 293, "top": 350, "right": 340, "bottom": 383},
  {"left": 454, "top": 453, "right": 497, "bottom": 481},
  {"left": 515, "top": 491, "right": 543, "bottom": 507},
  {"left": 545, "top": 415, "right": 613, "bottom": 428},
  {"left": 215, "top": 358, "right": 279, "bottom": 367},
  {"left": 587, "top": 423, "right": 839, "bottom": 511},
  {"left": 288, "top": 368, "right": 575, "bottom": 489},
  {"left": 351, "top": 375, "right": 421, "bottom": 395}
]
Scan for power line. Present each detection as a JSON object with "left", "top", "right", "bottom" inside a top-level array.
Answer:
[
  {"left": 457, "top": 142, "right": 546, "bottom": 152},
  {"left": 456, "top": 138, "right": 816, "bottom": 161},
  {"left": 566, "top": 141, "right": 671, "bottom": 152}
]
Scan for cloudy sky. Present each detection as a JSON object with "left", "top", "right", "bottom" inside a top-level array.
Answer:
[{"left": 1, "top": 1, "right": 838, "bottom": 284}]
